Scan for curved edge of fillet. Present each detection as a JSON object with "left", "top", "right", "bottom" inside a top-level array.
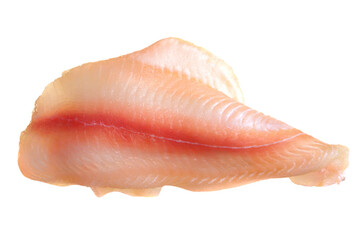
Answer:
[
  {"left": 290, "top": 144, "right": 349, "bottom": 186},
  {"left": 130, "top": 37, "right": 244, "bottom": 102},
  {"left": 91, "top": 187, "right": 162, "bottom": 197}
]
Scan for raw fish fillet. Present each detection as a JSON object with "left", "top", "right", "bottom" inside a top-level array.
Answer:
[{"left": 18, "top": 38, "right": 349, "bottom": 197}]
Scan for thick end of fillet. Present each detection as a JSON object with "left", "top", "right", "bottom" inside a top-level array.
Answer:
[{"left": 290, "top": 144, "right": 349, "bottom": 186}]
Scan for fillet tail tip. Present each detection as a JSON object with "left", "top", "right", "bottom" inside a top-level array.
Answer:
[{"left": 290, "top": 144, "right": 349, "bottom": 187}]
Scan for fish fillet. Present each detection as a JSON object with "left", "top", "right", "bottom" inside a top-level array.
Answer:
[{"left": 18, "top": 37, "right": 349, "bottom": 197}]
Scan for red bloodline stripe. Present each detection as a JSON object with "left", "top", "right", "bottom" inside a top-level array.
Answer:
[{"left": 29, "top": 113, "right": 305, "bottom": 151}]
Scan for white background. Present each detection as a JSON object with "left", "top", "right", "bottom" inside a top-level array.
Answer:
[{"left": 1, "top": 1, "right": 359, "bottom": 239}]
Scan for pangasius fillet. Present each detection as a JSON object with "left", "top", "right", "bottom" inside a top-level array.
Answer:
[{"left": 18, "top": 38, "right": 349, "bottom": 197}]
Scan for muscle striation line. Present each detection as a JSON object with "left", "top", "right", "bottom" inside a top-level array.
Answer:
[{"left": 36, "top": 116, "right": 305, "bottom": 150}]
